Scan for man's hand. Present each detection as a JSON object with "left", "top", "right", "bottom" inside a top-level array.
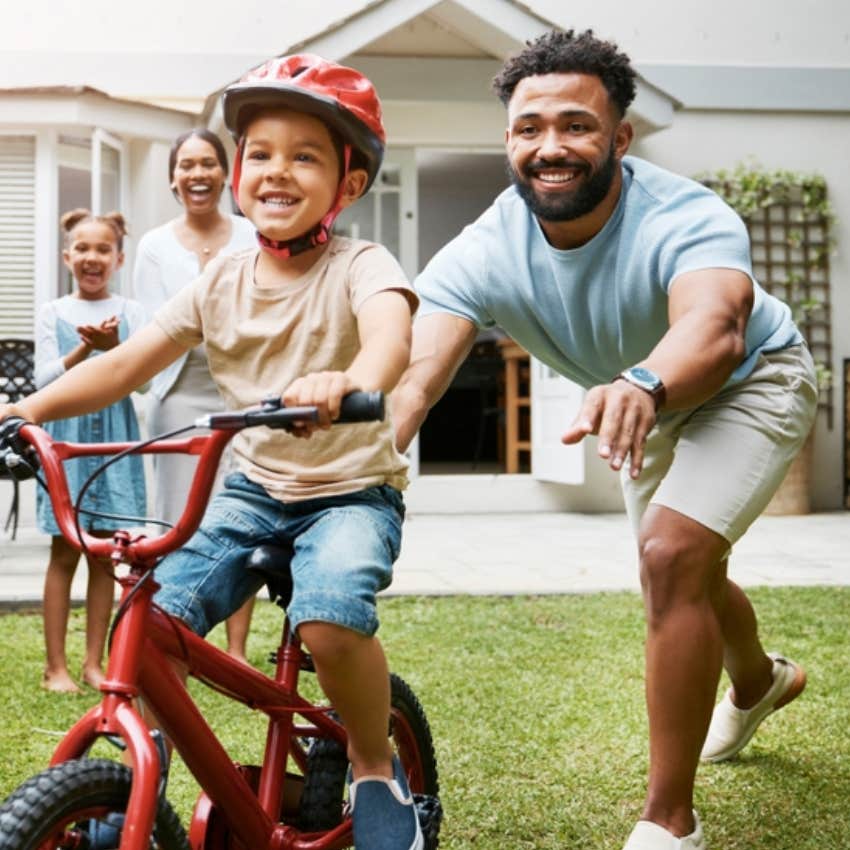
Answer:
[
  {"left": 77, "top": 316, "right": 120, "bottom": 351},
  {"left": 282, "top": 371, "right": 358, "bottom": 438},
  {"left": 561, "top": 381, "right": 657, "bottom": 478}
]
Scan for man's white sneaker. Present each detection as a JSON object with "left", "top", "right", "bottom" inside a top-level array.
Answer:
[
  {"left": 700, "top": 653, "right": 806, "bottom": 763},
  {"left": 622, "top": 810, "right": 706, "bottom": 850}
]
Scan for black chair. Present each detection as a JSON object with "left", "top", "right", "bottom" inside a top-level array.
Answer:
[{"left": 0, "top": 339, "right": 36, "bottom": 539}]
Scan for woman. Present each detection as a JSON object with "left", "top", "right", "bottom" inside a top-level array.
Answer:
[{"left": 133, "top": 128, "right": 256, "bottom": 662}]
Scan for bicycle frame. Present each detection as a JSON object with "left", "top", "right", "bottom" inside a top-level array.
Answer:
[{"left": 19, "top": 422, "right": 356, "bottom": 850}]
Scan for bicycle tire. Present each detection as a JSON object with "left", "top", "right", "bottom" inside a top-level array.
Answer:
[
  {"left": 0, "top": 758, "right": 188, "bottom": 850},
  {"left": 298, "top": 673, "right": 441, "bottom": 847}
]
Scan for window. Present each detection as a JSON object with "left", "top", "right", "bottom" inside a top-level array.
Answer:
[
  {"left": 56, "top": 131, "right": 125, "bottom": 295},
  {"left": 0, "top": 135, "right": 36, "bottom": 337},
  {"left": 57, "top": 135, "right": 92, "bottom": 295}
]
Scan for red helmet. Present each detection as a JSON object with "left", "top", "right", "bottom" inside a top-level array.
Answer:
[{"left": 223, "top": 53, "right": 386, "bottom": 189}]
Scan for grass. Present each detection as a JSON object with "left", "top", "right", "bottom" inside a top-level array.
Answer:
[{"left": 1, "top": 587, "right": 849, "bottom": 848}]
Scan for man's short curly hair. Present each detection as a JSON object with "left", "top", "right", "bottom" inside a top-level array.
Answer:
[{"left": 493, "top": 29, "right": 636, "bottom": 117}]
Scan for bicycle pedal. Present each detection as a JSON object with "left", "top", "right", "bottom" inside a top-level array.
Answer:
[{"left": 264, "top": 650, "right": 315, "bottom": 673}]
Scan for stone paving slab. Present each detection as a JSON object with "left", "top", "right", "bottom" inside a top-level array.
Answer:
[{"left": 1, "top": 511, "right": 847, "bottom": 607}]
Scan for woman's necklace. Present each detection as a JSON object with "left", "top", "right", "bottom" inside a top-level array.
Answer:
[{"left": 180, "top": 215, "right": 228, "bottom": 262}]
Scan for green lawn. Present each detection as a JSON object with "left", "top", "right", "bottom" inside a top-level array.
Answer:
[{"left": 1, "top": 587, "right": 848, "bottom": 849}]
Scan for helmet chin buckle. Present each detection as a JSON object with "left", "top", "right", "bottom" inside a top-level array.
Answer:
[{"left": 256, "top": 224, "right": 329, "bottom": 259}]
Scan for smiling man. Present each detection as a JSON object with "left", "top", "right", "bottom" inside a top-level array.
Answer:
[{"left": 392, "top": 29, "right": 817, "bottom": 850}]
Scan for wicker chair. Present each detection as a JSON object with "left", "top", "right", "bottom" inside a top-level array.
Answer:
[{"left": 0, "top": 339, "right": 36, "bottom": 539}]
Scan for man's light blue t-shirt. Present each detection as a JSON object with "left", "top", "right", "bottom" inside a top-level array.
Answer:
[{"left": 415, "top": 156, "right": 801, "bottom": 389}]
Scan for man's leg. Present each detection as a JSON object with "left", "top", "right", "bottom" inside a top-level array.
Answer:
[
  {"left": 637, "top": 504, "right": 730, "bottom": 837},
  {"left": 715, "top": 576, "right": 774, "bottom": 707}
]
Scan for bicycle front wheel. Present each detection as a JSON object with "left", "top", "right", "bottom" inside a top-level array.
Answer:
[{"left": 0, "top": 758, "right": 188, "bottom": 850}]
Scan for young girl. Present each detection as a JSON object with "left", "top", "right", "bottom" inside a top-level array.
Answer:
[{"left": 35, "top": 209, "right": 147, "bottom": 693}]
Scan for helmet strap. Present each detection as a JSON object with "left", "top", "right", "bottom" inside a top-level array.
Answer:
[{"left": 255, "top": 144, "right": 353, "bottom": 260}]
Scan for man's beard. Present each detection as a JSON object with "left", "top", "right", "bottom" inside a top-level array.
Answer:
[{"left": 508, "top": 144, "right": 618, "bottom": 222}]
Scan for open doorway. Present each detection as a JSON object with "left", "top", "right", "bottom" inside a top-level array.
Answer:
[{"left": 416, "top": 150, "right": 517, "bottom": 474}]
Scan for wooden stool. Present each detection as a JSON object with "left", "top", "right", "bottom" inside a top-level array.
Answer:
[{"left": 497, "top": 338, "right": 531, "bottom": 473}]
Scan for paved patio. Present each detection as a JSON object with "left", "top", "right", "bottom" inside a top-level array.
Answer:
[{"left": 1, "top": 510, "right": 847, "bottom": 607}]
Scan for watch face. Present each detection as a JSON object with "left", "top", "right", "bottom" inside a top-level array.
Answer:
[
  {"left": 626, "top": 367, "right": 660, "bottom": 389},
  {"left": 629, "top": 366, "right": 658, "bottom": 384}
]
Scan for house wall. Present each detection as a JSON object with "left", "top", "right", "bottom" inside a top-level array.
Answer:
[
  {"left": 632, "top": 109, "right": 850, "bottom": 509},
  {"left": 533, "top": 0, "right": 850, "bottom": 66},
  {"left": 123, "top": 139, "right": 180, "bottom": 293},
  {"left": 5, "top": 1, "right": 849, "bottom": 96},
  {"left": 417, "top": 151, "right": 508, "bottom": 269}
]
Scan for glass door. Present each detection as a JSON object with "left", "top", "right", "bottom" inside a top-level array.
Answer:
[
  {"left": 530, "top": 359, "right": 585, "bottom": 484},
  {"left": 334, "top": 146, "right": 417, "bottom": 278}
]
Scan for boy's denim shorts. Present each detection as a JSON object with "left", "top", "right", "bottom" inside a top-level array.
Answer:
[{"left": 153, "top": 472, "right": 405, "bottom": 638}]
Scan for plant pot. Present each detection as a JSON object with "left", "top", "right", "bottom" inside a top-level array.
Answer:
[{"left": 763, "top": 430, "right": 814, "bottom": 516}]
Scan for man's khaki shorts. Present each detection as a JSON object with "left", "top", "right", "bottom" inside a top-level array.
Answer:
[{"left": 621, "top": 345, "right": 818, "bottom": 546}]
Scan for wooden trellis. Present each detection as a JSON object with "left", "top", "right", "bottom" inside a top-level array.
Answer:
[
  {"left": 845, "top": 359, "right": 850, "bottom": 508},
  {"left": 703, "top": 178, "right": 834, "bottom": 427}
]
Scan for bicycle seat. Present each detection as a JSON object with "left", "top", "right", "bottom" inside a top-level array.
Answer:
[{"left": 245, "top": 544, "right": 294, "bottom": 609}]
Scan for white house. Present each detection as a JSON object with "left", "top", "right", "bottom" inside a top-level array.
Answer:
[{"left": 1, "top": 0, "right": 848, "bottom": 519}]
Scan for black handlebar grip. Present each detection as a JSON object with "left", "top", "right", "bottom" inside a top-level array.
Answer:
[
  {"left": 0, "top": 416, "right": 29, "bottom": 452},
  {"left": 336, "top": 391, "right": 385, "bottom": 423},
  {"left": 0, "top": 416, "right": 39, "bottom": 480}
]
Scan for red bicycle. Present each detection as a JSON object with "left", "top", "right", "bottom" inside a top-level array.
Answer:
[{"left": 0, "top": 392, "right": 442, "bottom": 850}]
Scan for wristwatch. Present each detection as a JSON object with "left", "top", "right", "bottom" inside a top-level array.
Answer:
[{"left": 614, "top": 366, "right": 666, "bottom": 410}]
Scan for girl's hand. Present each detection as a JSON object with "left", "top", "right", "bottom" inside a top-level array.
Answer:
[
  {"left": 281, "top": 371, "right": 357, "bottom": 438},
  {"left": 77, "top": 316, "right": 120, "bottom": 351}
]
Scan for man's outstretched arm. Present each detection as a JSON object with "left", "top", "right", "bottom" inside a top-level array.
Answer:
[{"left": 563, "top": 267, "right": 753, "bottom": 478}]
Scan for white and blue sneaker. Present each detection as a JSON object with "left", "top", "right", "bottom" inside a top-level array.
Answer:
[{"left": 350, "top": 756, "right": 424, "bottom": 850}]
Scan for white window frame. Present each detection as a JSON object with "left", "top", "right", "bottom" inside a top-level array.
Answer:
[{"left": 91, "top": 128, "right": 126, "bottom": 216}]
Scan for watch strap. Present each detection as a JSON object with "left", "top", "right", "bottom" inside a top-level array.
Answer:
[{"left": 613, "top": 370, "right": 666, "bottom": 410}]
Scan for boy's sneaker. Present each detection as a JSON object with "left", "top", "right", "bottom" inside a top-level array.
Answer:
[
  {"left": 350, "top": 755, "right": 424, "bottom": 850},
  {"left": 623, "top": 810, "right": 706, "bottom": 850},
  {"left": 84, "top": 813, "right": 125, "bottom": 849},
  {"left": 700, "top": 653, "right": 806, "bottom": 762}
]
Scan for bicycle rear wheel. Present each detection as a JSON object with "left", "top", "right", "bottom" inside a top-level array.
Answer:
[
  {"left": 0, "top": 758, "right": 188, "bottom": 850},
  {"left": 298, "top": 673, "right": 441, "bottom": 847}
]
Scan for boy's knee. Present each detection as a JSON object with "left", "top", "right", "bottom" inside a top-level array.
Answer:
[{"left": 300, "top": 621, "right": 369, "bottom": 665}]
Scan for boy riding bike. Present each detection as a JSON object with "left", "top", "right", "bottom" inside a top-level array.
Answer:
[{"left": 0, "top": 54, "right": 422, "bottom": 850}]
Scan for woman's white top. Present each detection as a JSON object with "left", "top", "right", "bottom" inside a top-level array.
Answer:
[{"left": 132, "top": 214, "right": 256, "bottom": 400}]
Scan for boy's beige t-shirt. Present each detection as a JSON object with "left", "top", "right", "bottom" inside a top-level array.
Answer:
[{"left": 153, "top": 236, "right": 417, "bottom": 503}]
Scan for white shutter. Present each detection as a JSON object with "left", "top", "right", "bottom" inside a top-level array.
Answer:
[{"left": 0, "top": 136, "right": 36, "bottom": 338}]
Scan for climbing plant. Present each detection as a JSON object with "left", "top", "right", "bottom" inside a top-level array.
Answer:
[{"left": 700, "top": 163, "right": 835, "bottom": 425}]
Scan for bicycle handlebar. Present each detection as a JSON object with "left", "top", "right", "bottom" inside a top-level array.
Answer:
[
  {"left": 0, "top": 391, "right": 385, "bottom": 563},
  {"left": 198, "top": 390, "right": 385, "bottom": 430}
]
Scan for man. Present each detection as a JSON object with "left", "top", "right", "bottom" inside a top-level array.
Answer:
[{"left": 392, "top": 29, "right": 817, "bottom": 850}]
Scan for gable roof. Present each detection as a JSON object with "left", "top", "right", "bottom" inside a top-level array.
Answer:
[
  {"left": 201, "top": 0, "right": 676, "bottom": 136},
  {"left": 0, "top": 86, "right": 192, "bottom": 141}
]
